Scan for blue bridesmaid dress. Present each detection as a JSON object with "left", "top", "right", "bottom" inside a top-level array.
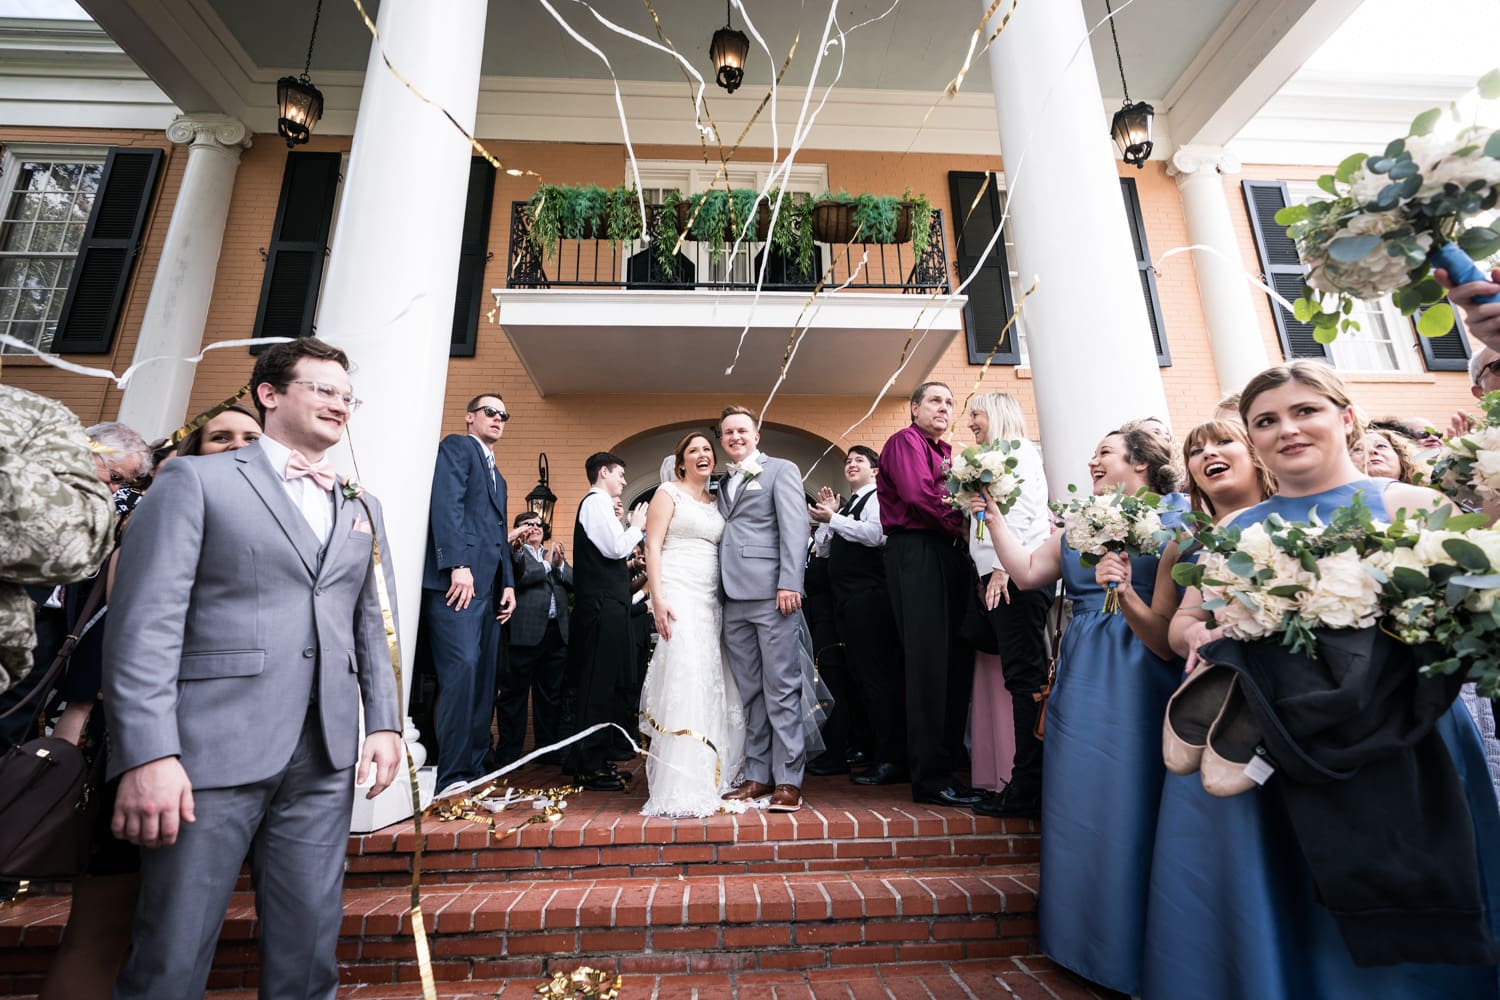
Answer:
[
  {"left": 1040, "top": 507, "right": 1185, "bottom": 994},
  {"left": 1142, "top": 479, "right": 1500, "bottom": 999}
]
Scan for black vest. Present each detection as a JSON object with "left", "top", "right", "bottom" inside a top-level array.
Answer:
[
  {"left": 827, "top": 489, "right": 885, "bottom": 587},
  {"left": 572, "top": 494, "right": 631, "bottom": 605}
]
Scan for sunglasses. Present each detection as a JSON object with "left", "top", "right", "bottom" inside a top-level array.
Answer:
[{"left": 471, "top": 405, "right": 510, "bottom": 421}]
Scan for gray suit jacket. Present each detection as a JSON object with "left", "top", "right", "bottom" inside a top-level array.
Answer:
[
  {"left": 508, "top": 545, "right": 572, "bottom": 646},
  {"left": 102, "top": 441, "right": 401, "bottom": 789},
  {"left": 718, "top": 455, "right": 807, "bottom": 601}
]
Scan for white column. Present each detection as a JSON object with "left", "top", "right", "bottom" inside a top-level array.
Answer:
[
  {"left": 984, "top": 0, "right": 1169, "bottom": 497},
  {"left": 1167, "top": 145, "right": 1271, "bottom": 397},
  {"left": 116, "top": 114, "right": 249, "bottom": 440},
  {"left": 317, "top": 0, "right": 486, "bottom": 827}
]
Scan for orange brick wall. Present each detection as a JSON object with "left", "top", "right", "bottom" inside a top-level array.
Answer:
[{"left": 1, "top": 132, "right": 1479, "bottom": 543}]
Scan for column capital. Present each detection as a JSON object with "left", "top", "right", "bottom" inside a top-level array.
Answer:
[
  {"left": 1166, "top": 145, "right": 1240, "bottom": 180},
  {"left": 166, "top": 113, "right": 252, "bottom": 152}
]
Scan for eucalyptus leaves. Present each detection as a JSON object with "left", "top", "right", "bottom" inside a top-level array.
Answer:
[{"left": 1275, "top": 69, "right": 1500, "bottom": 344}]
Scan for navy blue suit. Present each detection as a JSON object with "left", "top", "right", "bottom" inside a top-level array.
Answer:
[{"left": 421, "top": 433, "right": 513, "bottom": 786}]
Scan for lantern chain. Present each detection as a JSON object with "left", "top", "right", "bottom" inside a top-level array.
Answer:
[
  {"left": 1103, "top": 0, "right": 1131, "bottom": 105},
  {"left": 302, "top": 0, "right": 325, "bottom": 82}
]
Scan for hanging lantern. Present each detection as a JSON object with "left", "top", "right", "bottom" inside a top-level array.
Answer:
[
  {"left": 277, "top": 75, "right": 325, "bottom": 148},
  {"left": 710, "top": 0, "right": 750, "bottom": 93},
  {"left": 275, "top": 0, "right": 325, "bottom": 148},
  {"left": 526, "top": 453, "right": 558, "bottom": 534},
  {"left": 1111, "top": 100, "right": 1155, "bottom": 169}
]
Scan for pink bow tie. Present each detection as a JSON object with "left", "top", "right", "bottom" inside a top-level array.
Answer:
[{"left": 284, "top": 450, "right": 337, "bottom": 491}]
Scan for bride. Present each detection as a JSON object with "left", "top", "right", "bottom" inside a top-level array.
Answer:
[{"left": 638, "top": 431, "right": 749, "bottom": 816}]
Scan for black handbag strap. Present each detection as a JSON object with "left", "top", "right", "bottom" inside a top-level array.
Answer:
[{"left": 0, "top": 574, "right": 108, "bottom": 722}]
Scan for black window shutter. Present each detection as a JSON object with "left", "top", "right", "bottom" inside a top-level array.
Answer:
[
  {"left": 52, "top": 147, "right": 164, "bottom": 354},
  {"left": 253, "top": 152, "right": 341, "bottom": 341},
  {"left": 1120, "top": 177, "right": 1170, "bottom": 366},
  {"left": 450, "top": 157, "right": 496, "bottom": 358},
  {"left": 948, "top": 171, "right": 1018, "bottom": 365},
  {"left": 1414, "top": 307, "right": 1472, "bottom": 372},
  {"left": 1242, "top": 179, "right": 1330, "bottom": 361}
]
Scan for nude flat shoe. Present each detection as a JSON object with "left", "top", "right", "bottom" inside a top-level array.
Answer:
[
  {"left": 1199, "top": 676, "right": 1271, "bottom": 798},
  {"left": 1162, "top": 664, "right": 1236, "bottom": 776}
]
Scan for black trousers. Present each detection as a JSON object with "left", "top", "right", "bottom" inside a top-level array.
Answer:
[
  {"left": 560, "top": 595, "right": 631, "bottom": 776},
  {"left": 494, "top": 619, "right": 566, "bottom": 765},
  {"left": 832, "top": 581, "right": 905, "bottom": 766},
  {"left": 982, "top": 576, "right": 1053, "bottom": 695},
  {"left": 884, "top": 530, "right": 973, "bottom": 796}
]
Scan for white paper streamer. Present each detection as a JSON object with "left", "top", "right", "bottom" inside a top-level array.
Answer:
[{"left": 0, "top": 335, "right": 292, "bottom": 388}]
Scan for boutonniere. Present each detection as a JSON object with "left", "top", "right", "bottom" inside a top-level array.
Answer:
[
  {"left": 341, "top": 479, "right": 365, "bottom": 501},
  {"left": 741, "top": 457, "right": 763, "bottom": 480}
]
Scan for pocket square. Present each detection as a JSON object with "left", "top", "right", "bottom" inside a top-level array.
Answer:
[
  {"left": 352, "top": 518, "right": 373, "bottom": 535},
  {"left": 746, "top": 481, "right": 764, "bottom": 492}
]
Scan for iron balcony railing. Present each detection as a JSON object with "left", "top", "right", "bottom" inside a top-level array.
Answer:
[{"left": 505, "top": 201, "right": 951, "bottom": 294}]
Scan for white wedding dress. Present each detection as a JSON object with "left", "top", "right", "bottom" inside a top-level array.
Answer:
[{"left": 638, "top": 481, "right": 749, "bottom": 816}]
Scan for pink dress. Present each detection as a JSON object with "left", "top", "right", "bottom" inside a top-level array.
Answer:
[{"left": 969, "top": 654, "right": 1015, "bottom": 790}]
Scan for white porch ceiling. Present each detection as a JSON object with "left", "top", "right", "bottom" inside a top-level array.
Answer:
[{"left": 492, "top": 289, "right": 966, "bottom": 397}]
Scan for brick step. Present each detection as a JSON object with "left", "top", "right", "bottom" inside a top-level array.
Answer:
[
  {"left": 346, "top": 769, "right": 1037, "bottom": 886},
  {"left": 0, "top": 867, "right": 1041, "bottom": 995},
  {"left": 201, "top": 956, "right": 1109, "bottom": 999}
]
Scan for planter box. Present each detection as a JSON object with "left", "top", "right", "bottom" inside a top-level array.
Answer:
[
  {"left": 811, "top": 201, "right": 912, "bottom": 244},
  {"left": 675, "top": 200, "right": 772, "bottom": 242}
]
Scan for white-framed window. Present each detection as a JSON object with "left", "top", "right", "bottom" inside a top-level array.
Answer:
[
  {"left": 631, "top": 160, "right": 828, "bottom": 285},
  {"left": 1285, "top": 181, "right": 1422, "bottom": 374},
  {"left": 0, "top": 145, "right": 107, "bottom": 352}
]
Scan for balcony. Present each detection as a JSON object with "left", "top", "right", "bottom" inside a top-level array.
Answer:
[{"left": 492, "top": 201, "right": 967, "bottom": 397}]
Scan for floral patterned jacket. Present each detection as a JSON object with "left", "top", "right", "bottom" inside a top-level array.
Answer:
[{"left": 0, "top": 385, "right": 114, "bottom": 693}]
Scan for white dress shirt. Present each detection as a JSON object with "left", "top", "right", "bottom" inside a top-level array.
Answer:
[
  {"left": 969, "top": 438, "right": 1050, "bottom": 575},
  {"left": 258, "top": 434, "right": 333, "bottom": 544},
  {"left": 813, "top": 482, "right": 884, "bottom": 557},
  {"left": 468, "top": 433, "right": 496, "bottom": 486},
  {"left": 724, "top": 449, "right": 764, "bottom": 506},
  {"left": 577, "top": 487, "right": 642, "bottom": 559}
]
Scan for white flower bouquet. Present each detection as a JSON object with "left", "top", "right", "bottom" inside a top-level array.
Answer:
[
  {"left": 1053, "top": 486, "right": 1173, "bottom": 614},
  {"left": 1274, "top": 71, "right": 1500, "bottom": 345},
  {"left": 943, "top": 439, "right": 1024, "bottom": 540},
  {"left": 1174, "top": 499, "right": 1500, "bottom": 695},
  {"left": 1434, "top": 390, "right": 1500, "bottom": 508}
]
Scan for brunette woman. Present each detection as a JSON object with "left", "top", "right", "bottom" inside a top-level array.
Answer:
[
  {"left": 1150, "top": 362, "right": 1500, "bottom": 999},
  {"left": 977, "top": 426, "right": 1183, "bottom": 995}
]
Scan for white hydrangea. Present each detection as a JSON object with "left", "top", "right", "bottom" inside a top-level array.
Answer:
[{"left": 1296, "top": 549, "right": 1383, "bottom": 630}]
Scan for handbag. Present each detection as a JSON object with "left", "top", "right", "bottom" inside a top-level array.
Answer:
[
  {"left": 0, "top": 576, "right": 107, "bottom": 880},
  {"left": 1032, "top": 591, "right": 1069, "bottom": 741}
]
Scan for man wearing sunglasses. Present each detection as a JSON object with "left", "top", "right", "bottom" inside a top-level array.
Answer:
[{"left": 421, "top": 393, "right": 516, "bottom": 794}]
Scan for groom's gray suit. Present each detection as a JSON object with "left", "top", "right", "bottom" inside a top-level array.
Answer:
[
  {"left": 718, "top": 452, "right": 808, "bottom": 787},
  {"left": 103, "top": 440, "right": 401, "bottom": 1000}
]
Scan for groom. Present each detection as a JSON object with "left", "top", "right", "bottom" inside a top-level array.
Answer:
[{"left": 717, "top": 405, "right": 808, "bottom": 812}]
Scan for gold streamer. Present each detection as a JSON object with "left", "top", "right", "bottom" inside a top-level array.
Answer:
[
  {"left": 898, "top": 0, "right": 1019, "bottom": 159},
  {"left": 638, "top": 709, "right": 725, "bottom": 790},
  {"left": 346, "top": 0, "right": 539, "bottom": 181},
  {"left": 959, "top": 276, "right": 1040, "bottom": 416},
  {"left": 167, "top": 384, "right": 253, "bottom": 445},
  {"left": 351, "top": 491, "right": 437, "bottom": 1000}
]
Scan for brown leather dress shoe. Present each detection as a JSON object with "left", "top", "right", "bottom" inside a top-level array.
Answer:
[
  {"left": 722, "top": 779, "right": 774, "bottom": 802},
  {"left": 767, "top": 784, "right": 802, "bottom": 813}
]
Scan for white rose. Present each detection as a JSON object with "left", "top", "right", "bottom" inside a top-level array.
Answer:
[
  {"left": 1236, "top": 523, "right": 1278, "bottom": 569},
  {"left": 978, "top": 451, "right": 1010, "bottom": 475},
  {"left": 1464, "top": 588, "right": 1500, "bottom": 614},
  {"left": 1413, "top": 530, "right": 1464, "bottom": 568},
  {"left": 1297, "top": 549, "right": 1382, "bottom": 630},
  {"left": 1465, "top": 530, "right": 1500, "bottom": 574},
  {"left": 1474, "top": 450, "right": 1500, "bottom": 501}
]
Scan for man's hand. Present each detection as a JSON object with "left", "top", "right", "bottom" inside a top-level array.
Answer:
[
  {"left": 507, "top": 525, "right": 530, "bottom": 547},
  {"left": 776, "top": 589, "right": 802, "bottom": 616},
  {"left": 808, "top": 495, "right": 837, "bottom": 524},
  {"left": 627, "top": 503, "right": 648, "bottom": 532},
  {"left": 113, "top": 757, "right": 195, "bottom": 848},
  {"left": 357, "top": 730, "right": 403, "bottom": 799},
  {"left": 1450, "top": 410, "right": 1478, "bottom": 440},
  {"left": 446, "top": 566, "right": 475, "bottom": 610},
  {"left": 496, "top": 586, "right": 516, "bottom": 623},
  {"left": 549, "top": 542, "right": 565, "bottom": 569}
]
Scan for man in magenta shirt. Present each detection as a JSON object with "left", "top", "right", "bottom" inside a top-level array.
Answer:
[{"left": 877, "top": 382, "right": 982, "bottom": 808}]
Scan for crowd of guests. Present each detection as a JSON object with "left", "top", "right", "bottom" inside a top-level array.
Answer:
[{"left": 2, "top": 268, "right": 1499, "bottom": 999}]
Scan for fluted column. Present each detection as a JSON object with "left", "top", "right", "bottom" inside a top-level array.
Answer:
[
  {"left": 983, "top": 0, "right": 1169, "bottom": 496},
  {"left": 1167, "top": 145, "right": 1271, "bottom": 396},
  {"left": 116, "top": 114, "right": 249, "bottom": 440}
]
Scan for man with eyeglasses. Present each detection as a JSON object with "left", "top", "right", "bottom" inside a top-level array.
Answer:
[
  {"left": 103, "top": 336, "right": 402, "bottom": 1000},
  {"left": 1448, "top": 347, "right": 1500, "bottom": 441},
  {"left": 421, "top": 393, "right": 516, "bottom": 794}
]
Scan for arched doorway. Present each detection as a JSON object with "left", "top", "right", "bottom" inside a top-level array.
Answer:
[{"left": 611, "top": 420, "right": 847, "bottom": 509}]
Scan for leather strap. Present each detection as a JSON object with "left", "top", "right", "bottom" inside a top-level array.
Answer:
[{"left": 0, "top": 573, "right": 108, "bottom": 722}]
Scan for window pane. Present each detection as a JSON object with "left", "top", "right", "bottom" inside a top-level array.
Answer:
[
  {"left": 31, "top": 223, "right": 65, "bottom": 253},
  {"left": 0, "top": 155, "right": 102, "bottom": 345}
]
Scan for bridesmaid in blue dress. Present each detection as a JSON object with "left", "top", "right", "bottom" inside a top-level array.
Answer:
[
  {"left": 980, "top": 424, "right": 1187, "bottom": 995},
  {"left": 1153, "top": 361, "right": 1500, "bottom": 999}
]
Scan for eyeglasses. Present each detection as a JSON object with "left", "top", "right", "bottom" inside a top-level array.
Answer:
[
  {"left": 471, "top": 405, "right": 510, "bottom": 421},
  {"left": 1478, "top": 359, "right": 1500, "bottom": 384},
  {"left": 288, "top": 379, "right": 362, "bottom": 411}
]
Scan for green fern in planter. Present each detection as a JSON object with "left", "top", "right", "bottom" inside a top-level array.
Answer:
[
  {"left": 526, "top": 183, "right": 641, "bottom": 259},
  {"left": 652, "top": 189, "right": 684, "bottom": 280},
  {"left": 684, "top": 188, "right": 762, "bottom": 261},
  {"left": 815, "top": 189, "right": 933, "bottom": 257},
  {"left": 766, "top": 190, "right": 816, "bottom": 278}
]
